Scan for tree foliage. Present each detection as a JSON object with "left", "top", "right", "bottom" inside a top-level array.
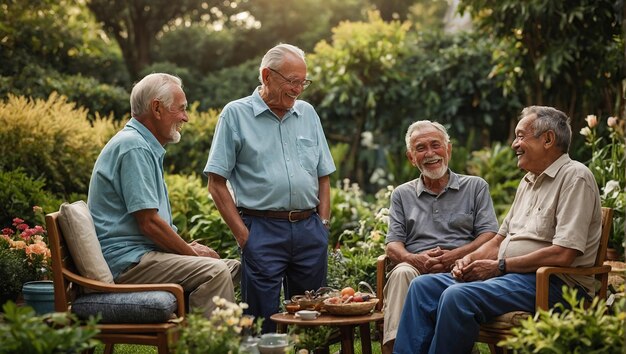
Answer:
[{"left": 458, "top": 0, "right": 624, "bottom": 125}]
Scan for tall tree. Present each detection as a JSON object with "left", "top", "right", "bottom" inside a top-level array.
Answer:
[{"left": 87, "top": 0, "right": 235, "bottom": 79}]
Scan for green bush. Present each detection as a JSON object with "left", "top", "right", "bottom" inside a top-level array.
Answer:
[
  {"left": 1, "top": 64, "right": 130, "bottom": 120},
  {"left": 198, "top": 58, "right": 260, "bottom": 110},
  {"left": 0, "top": 169, "right": 62, "bottom": 228},
  {"left": 466, "top": 143, "right": 524, "bottom": 223},
  {"left": 0, "top": 248, "right": 38, "bottom": 306},
  {"left": 165, "top": 173, "right": 237, "bottom": 259},
  {"left": 0, "top": 94, "right": 119, "bottom": 197},
  {"left": 164, "top": 107, "right": 220, "bottom": 178},
  {"left": 500, "top": 287, "right": 625, "bottom": 353},
  {"left": 0, "top": 301, "right": 100, "bottom": 353}
]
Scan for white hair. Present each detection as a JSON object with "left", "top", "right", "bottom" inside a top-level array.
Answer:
[
  {"left": 258, "top": 43, "right": 306, "bottom": 83},
  {"left": 130, "top": 73, "right": 182, "bottom": 117}
]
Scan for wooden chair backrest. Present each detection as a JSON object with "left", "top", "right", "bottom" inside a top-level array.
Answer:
[
  {"left": 46, "top": 211, "right": 80, "bottom": 312},
  {"left": 595, "top": 207, "right": 613, "bottom": 267}
]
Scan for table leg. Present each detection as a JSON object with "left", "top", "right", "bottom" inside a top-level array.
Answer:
[
  {"left": 276, "top": 323, "right": 287, "bottom": 333},
  {"left": 359, "top": 323, "right": 372, "bottom": 354},
  {"left": 339, "top": 325, "right": 355, "bottom": 354}
]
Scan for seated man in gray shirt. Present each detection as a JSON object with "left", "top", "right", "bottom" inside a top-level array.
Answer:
[{"left": 382, "top": 120, "right": 498, "bottom": 354}]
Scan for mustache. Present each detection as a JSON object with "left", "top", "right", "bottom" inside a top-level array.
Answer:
[{"left": 422, "top": 156, "right": 443, "bottom": 164}]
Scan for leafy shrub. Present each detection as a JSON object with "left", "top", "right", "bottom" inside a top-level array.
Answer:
[
  {"left": 164, "top": 107, "right": 220, "bottom": 177},
  {"left": 327, "top": 180, "right": 390, "bottom": 291},
  {"left": 0, "top": 169, "right": 62, "bottom": 228},
  {"left": 1, "top": 64, "right": 129, "bottom": 120},
  {"left": 500, "top": 287, "right": 625, "bottom": 353},
  {"left": 165, "top": 173, "right": 237, "bottom": 259},
  {"left": 0, "top": 248, "right": 38, "bottom": 306},
  {"left": 0, "top": 94, "right": 119, "bottom": 197},
  {"left": 0, "top": 301, "right": 100, "bottom": 353},
  {"left": 466, "top": 142, "right": 524, "bottom": 222},
  {"left": 198, "top": 58, "right": 260, "bottom": 110}
]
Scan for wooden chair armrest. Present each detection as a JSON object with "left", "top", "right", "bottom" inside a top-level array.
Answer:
[
  {"left": 376, "top": 254, "right": 388, "bottom": 311},
  {"left": 63, "top": 268, "right": 186, "bottom": 316},
  {"left": 535, "top": 264, "right": 612, "bottom": 310}
]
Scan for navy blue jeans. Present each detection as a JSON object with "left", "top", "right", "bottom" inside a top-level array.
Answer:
[
  {"left": 393, "top": 272, "right": 576, "bottom": 354},
  {"left": 240, "top": 214, "right": 328, "bottom": 333}
]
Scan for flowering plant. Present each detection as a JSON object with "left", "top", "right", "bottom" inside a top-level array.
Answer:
[
  {"left": 581, "top": 115, "right": 625, "bottom": 257},
  {"left": 0, "top": 209, "right": 52, "bottom": 305},
  {"left": 175, "top": 296, "right": 262, "bottom": 354}
]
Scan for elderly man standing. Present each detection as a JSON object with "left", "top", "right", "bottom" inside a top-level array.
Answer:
[
  {"left": 393, "top": 106, "right": 602, "bottom": 354},
  {"left": 382, "top": 120, "right": 498, "bottom": 354},
  {"left": 88, "top": 73, "right": 241, "bottom": 317},
  {"left": 204, "top": 43, "right": 336, "bottom": 332}
]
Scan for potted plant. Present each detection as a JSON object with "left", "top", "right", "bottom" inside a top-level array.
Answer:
[{"left": 0, "top": 212, "right": 52, "bottom": 308}]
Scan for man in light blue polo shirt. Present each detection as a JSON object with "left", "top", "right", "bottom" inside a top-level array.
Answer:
[
  {"left": 204, "top": 43, "right": 336, "bottom": 332},
  {"left": 88, "top": 73, "right": 240, "bottom": 317}
]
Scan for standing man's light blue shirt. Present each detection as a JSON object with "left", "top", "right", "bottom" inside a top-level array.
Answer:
[
  {"left": 204, "top": 87, "right": 336, "bottom": 210},
  {"left": 88, "top": 118, "right": 175, "bottom": 278}
]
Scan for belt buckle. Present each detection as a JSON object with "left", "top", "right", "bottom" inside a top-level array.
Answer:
[{"left": 288, "top": 210, "right": 297, "bottom": 222}]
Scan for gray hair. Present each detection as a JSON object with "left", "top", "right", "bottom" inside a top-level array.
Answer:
[
  {"left": 405, "top": 120, "right": 450, "bottom": 151},
  {"left": 521, "top": 106, "right": 571, "bottom": 153},
  {"left": 258, "top": 43, "right": 306, "bottom": 83},
  {"left": 130, "top": 73, "right": 183, "bottom": 117}
]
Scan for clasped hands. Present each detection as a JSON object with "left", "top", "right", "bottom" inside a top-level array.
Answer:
[
  {"left": 450, "top": 257, "right": 498, "bottom": 282},
  {"left": 189, "top": 240, "right": 221, "bottom": 259}
]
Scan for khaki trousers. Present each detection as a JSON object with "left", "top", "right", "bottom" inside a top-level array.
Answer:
[
  {"left": 382, "top": 262, "right": 420, "bottom": 344},
  {"left": 116, "top": 251, "right": 241, "bottom": 317}
]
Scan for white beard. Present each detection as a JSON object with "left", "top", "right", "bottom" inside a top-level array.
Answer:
[{"left": 418, "top": 156, "right": 448, "bottom": 180}]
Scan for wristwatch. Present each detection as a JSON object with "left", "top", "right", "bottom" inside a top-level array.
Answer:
[
  {"left": 498, "top": 258, "right": 507, "bottom": 275},
  {"left": 321, "top": 219, "right": 331, "bottom": 228}
]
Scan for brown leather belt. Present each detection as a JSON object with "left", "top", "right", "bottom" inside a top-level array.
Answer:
[{"left": 239, "top": 208, "right": 315, "bottom": 222}]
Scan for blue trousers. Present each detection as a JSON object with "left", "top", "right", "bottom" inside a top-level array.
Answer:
[
  {"left": 393, "top": 272, "right": 572, "bottom": 354},
  {"left": 240, "top": 214, "right": 328, "bottom": 333}
]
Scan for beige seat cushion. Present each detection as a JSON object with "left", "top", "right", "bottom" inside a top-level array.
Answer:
[
  {"left": 58, "top": 201, "right": 114, "bottom": 284},
  {"left": 483, "top": 311, "right": 531, "bottom": 330}
]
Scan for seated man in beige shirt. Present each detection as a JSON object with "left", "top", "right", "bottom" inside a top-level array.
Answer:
[
  {"left": 382, "top": 120, "right": 498, "bottom": 353},
  {"left": 393, "top": 106, "right": 602, "bottom": 354}
]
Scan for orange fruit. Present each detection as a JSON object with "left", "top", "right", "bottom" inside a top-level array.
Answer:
[{"left": 341, "top": 286, "right": 355, "bottom": 297}]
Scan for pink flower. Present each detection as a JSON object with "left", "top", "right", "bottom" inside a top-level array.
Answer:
[
  {"left": 585, "top": 115, "right": 598, "bottom": 128},
  {"left": 608, "top": 116, "right": 618, "bottom": 127},
  {"left": 16, "top": 223, "right": 29, "bottom": 231},
  {"left": 26, "top": 242, "right": 50, "bottom": 260},
  {"left": 33, "top": 225, "right": 45, "bottom": 234},
  {"left": 2, "top": 227, "right": 14, "bottom": 236},
  {"left": 12, "top": 218, "right": 24, "bottom": 226}
]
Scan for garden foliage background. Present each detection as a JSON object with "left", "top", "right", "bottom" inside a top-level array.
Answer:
[{"left": 1, "top": 0, "right": 625, "bottom": 292}]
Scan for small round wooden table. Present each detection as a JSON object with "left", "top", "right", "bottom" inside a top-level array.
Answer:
[{"left": 270, "top": 311, "right": 384, "bottom": 354}]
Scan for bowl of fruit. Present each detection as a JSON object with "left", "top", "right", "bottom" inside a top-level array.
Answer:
[{"left": 322, "top": 282, "right": 378, "bottom": 316}]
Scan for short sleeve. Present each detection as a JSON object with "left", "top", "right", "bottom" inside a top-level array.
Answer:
[{"left": 120, "top": 148, "right": 160, "bottom": 213}]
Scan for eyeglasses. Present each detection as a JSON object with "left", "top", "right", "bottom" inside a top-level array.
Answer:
[{"left": 268, "top": 67, "right": 312, "bottom": 90}]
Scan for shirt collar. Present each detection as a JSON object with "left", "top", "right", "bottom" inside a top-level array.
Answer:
[
  {"left": 523, "top": 153, "right": 570, "bottom": 184},
  {"left": 250, "top": 86, "right": 301, "bottom": 119},
  {"left": 127, "top": 118, "right": 166, "bottom": 158},
  {"left": 415, "top": 169, "right": 459, "bottom": 196}
]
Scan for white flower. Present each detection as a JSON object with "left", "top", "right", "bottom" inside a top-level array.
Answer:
[
  {"left": 603, "top": 180, "right": 621, "bottom": 198},
  {"left": 608, "top": 116, "right": 618, "bottom": 127},
  {"left": 580, "top": 127, "right": 591, "bottom": 137}
]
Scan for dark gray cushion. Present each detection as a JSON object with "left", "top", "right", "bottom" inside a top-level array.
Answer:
[{"left": 72, "top": 291, "right": 177, "bottom": 324}]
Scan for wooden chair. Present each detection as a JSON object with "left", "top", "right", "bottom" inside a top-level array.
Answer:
[
  {"left": 47, "top": 211, "right": 186, "bottom": 354},
  {"left": 375, "top": 207, "right": 613, "bottom": 354}
]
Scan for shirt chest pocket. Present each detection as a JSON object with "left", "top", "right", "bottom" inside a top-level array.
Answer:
[
  {"left": 532, "top": 209, "right": 556, "bottom": 240},
  {"left": 296, "top": 136, "right": 319, "bottom": 175}
]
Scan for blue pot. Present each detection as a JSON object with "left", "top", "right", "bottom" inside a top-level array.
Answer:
[{"left": 22, "top": 280, "right": 55, "bottom": 315}]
